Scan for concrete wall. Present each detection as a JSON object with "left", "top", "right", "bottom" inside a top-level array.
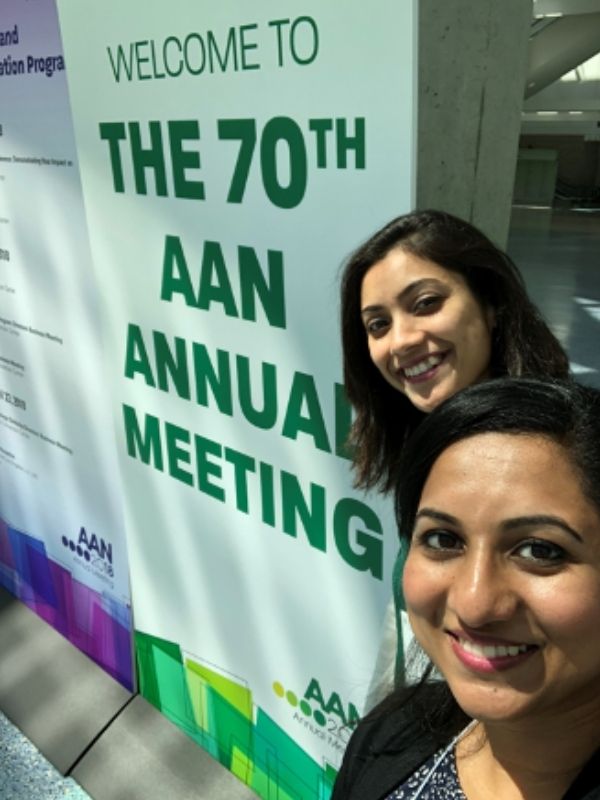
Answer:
[{"left": 417, "top": 0, "right": 533, "bottom": 246}]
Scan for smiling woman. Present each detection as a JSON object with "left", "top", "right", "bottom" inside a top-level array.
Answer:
[
  {"left": 341, "top": 209, "right": 569, "bottom": 493},
  {"left": 340, "top": 209, "right": 570, "bottom": 710},
  {"left": 333, "top": 378, "right": 600, "bottom": 800},
  {"left": 406, "top": 433, "right": 600, "bottom": 724},
  {"left": 360, "top": 249, "right": 494, "bottom": 414}
]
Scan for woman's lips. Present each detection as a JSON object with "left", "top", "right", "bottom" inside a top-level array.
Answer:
[
  {"left": 447, "top": 632, "right": 539, "bottom": 674},
  {"left": 399, "top": 352, "right": 449, "bottom": 384}
]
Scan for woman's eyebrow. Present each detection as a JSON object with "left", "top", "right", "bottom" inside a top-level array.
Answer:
[
  {"left": 415, "top": 510, "right": 583, "bottom": 543},
  {"left": 360, "top": 278, "right": 445, "bottom": 316},
  {"left": 502, "top": 515, "right": 583, "bottom": 543},
  {"left": 415, "top": 508, "right": 459, "bottom": 526}
]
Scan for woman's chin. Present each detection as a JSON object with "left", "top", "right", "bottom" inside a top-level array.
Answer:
[
  {"left": 453, "top": 690, "right": 536, "bottom": 725},
  {"left": 405, "top": 380, "right": 453, "bottom": 414}
]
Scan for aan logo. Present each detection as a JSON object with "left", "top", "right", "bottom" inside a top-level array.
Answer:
[
  {"left": 62, "top": 526, "right": 113, "bottom": 565},
  {"left": 274, "top": 677, "right": 359, "bottom": 728}
]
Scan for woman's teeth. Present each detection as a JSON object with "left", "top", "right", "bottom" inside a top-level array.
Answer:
[
  {"left": 403, "top": 354, "right": 444, "bottom": 378},
  {"left": 459, "top": 639, "right": 531, "bottom": 658}
]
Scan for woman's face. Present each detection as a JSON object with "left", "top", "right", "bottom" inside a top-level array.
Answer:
[
  {"left": 403, "top": 432, "right": 600, "bottom": 726},
  {"left": 360, "top": 248, "right": 494, "bottom": 413}
]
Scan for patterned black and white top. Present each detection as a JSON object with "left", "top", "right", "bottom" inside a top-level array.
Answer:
[{"left": 384, "top": 746, "right": 467, "bottom": 800}]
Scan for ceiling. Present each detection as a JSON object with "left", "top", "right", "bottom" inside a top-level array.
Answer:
[{"left": 523, "top": 0, "right": 600, "bottom": 137}]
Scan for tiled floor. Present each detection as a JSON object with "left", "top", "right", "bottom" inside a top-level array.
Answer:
[{"left": 0, "top": 712, "right": 91, "bottom": 800}]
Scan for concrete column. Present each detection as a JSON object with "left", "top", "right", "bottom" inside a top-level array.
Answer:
[{"left": 417, "top": 0, "right": 533, "bottom": 246}]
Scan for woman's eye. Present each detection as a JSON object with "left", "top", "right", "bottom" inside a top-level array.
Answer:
[
  {"left": 416, "top": 530, "right": 462, "bottom": 552},
  {"left": 413, "top": 295, "right": 442, "bottom": 313},
  {"left": 365, "top": 317, "right": 389, "bottom": 336},
  {"left": 514, "top": 539, "right": 567, "bottom": 565}
]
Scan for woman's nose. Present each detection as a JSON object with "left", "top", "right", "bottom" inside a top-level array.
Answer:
[
  {"left": 448, "top": 555, "right": 519, "bottom": 628},
  {"left": 388, "top": 316, "right": 426, "bottom": 357}
]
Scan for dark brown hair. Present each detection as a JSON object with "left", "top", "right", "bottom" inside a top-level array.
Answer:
[{"left": 341, "top": 209, "right": 570, "bottom": 492}]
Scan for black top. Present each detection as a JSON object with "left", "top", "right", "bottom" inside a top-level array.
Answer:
[{"left": 332, "top": 691, "right": 600, "bottom": 800}]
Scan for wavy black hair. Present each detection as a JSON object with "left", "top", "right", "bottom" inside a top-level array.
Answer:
[{"left": 395, "top": 377, "right": 600, "bottom": 538}]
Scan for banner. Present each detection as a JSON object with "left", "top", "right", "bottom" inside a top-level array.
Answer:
[
  {"left": 0, "top": 0, "right": 132, "bottom": 689},
  {"left": 57, "top": 1, "right": 415, "bottom": 795}
]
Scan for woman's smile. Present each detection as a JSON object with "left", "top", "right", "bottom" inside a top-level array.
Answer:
[
  {"left": 395, "top": 350, "right": 450, "bottom": 383},
  {"left": 446, "top": 630, "right": 540, "bottom": 674}
]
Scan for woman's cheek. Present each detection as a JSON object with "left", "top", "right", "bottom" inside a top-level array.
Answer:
[
  {"left": 404, "top": 551, "right": 449, "bottom": 622},
  {"left": 402, "top": 552, "right": 431, "bottom": 615}
]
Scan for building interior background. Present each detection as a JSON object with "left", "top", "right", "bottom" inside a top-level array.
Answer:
[{"left": 509, "top": 0, "right": 600, "bottom": 385}]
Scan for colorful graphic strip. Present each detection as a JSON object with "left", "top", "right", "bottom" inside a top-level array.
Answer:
[
  {"left": 0, "top": 517, "right": 133, "bottom": 690},
  {"left": 136, "top": 631, "right": 338, "bottom": 800}
]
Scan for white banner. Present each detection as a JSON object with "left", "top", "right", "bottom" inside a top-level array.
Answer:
[
  {"left": 0, "top": 0, "right": 132, "bottom": 688},
  {"left": 57, "top": 1, "right": 415, "bottom": 794}
]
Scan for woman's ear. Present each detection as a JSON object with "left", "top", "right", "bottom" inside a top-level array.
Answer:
[{"left": 486, "top": 306, "right": 496, "bottom": 331}]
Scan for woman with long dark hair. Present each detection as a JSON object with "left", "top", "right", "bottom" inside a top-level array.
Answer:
[
  {"left": 340, "top": 209, "right": 569, "bottom": 703},
  {"left": 342, "top": 209, "right": 568, "bottom": 492}
]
